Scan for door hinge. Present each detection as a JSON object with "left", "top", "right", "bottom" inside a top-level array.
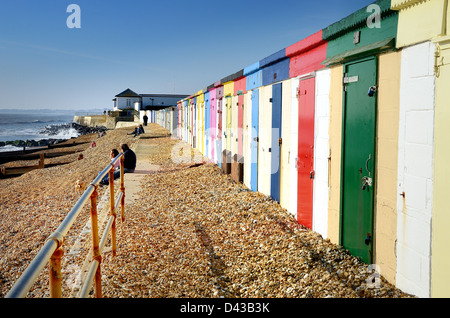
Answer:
[{"left": 435, "top": 45, "right": 444, "bottom": 77}]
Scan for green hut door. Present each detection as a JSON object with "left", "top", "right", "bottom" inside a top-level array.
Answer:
[{"left": 340, "top": 57, "right": 377, "bottom": 264}]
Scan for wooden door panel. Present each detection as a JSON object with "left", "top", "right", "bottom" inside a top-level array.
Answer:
[
  {"left": 341, "top": 58, "right": 377, "bottom": 264},
  {"left": 297, "top": 77, "right": 316, "bottom": 229}
]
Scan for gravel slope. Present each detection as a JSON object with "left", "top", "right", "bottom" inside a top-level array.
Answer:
[
  {"left": 0, "top": 124, "right": 415, "bottom": 298},
  {"left": 0, "top": 126, "right": 136, "bottom": 297}
]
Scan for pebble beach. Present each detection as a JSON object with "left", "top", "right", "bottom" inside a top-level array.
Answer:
[
  {"left": 0, "top": 123, "right": 415, "bottom": 298},
  {"left": 0, "top": 126, "right": 136, "bottom": 297}
]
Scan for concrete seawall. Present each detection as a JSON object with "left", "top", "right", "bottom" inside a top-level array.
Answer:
[{"left": 74, "top": 115, "right": 139, "bottom": 130}]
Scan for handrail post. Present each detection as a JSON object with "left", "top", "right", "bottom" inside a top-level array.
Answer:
[
  {"left": 49, "top": 245, "right": 64, "bottom": 298},
  {"left": 120, "top": 156, "right": 125, "bottom": 222},
  {"left": 89, "top": 185, "right": 102, "bottom": 298},
  {"left": 6, "top": 154, "right": 127, "bottom": 298},
  {"left": 109, "top": 168, "right": 117, "bottom": 257}
]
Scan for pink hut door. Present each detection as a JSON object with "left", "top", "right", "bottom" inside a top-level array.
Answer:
[{"left": 210, "top": 93, "right": 217, "bottom": 162}]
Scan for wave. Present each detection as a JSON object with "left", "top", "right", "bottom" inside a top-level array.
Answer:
[
  {"left": 0, "top": 144, "right": 23, "bottom": 153},
  {"left": 40, "top": 127, "right": 80, "bottom": 140},
  {"left": 13, "top": 119, "right": 63, "bottom": 124}
]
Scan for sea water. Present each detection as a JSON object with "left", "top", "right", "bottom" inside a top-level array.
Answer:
[{"left": 0, "top": 109, "right": 80, "bottom": 152}]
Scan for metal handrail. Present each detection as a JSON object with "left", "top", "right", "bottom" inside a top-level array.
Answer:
[
  {"left": 79, "top": 191, "right": 123, "bottom": 298},
  {"left": 6, "top": 154, "right": 126, "bottom": 298}
]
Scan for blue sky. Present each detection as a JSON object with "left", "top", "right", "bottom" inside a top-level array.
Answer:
[{"left": 0, "top": 0, "right": 374, "bottom": 110}]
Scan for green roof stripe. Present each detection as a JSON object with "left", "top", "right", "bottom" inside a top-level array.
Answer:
[{"left": 322, "top": 0, "right": 394, "bottom": 40}]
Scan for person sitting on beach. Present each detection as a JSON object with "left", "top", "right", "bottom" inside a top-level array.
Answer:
[
  {"left": 100, "top": 148, "right": 120, "bottom": 185},
  {"left": 127, "top": 125, "right": 145, "bottom": 137},
  {"left": 121, "top": 143, "right": 136, "bottom": 172},
  {"left": 111, "top": 148, "right": 120, "bottom": 170},
  {"left": 100, "top": 144, "right": 136, "bottom": 185},
  {"left": 128, "top": 127, "right": 140, "bottom": 137}
]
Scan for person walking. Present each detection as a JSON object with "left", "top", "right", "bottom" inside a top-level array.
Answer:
[{"left": 143, "top": 113, "right": 148, "bottom": 126}]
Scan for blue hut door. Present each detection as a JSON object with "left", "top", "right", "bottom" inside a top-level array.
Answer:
[
  {"left": 271, "top": 83, "right": 282, "bottom": 202},
  {"left": 251, "top": 89, "right": 259, "bottom": 192}
]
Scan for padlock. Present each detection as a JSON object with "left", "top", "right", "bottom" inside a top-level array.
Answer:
[
  {"left": 365, "top": 233, "right": 371, "bottom": 246},
  {"left": 368, "top": 86, "right": 377, "bottom": 97},
  {"left": 361, "top": 176, "right": 372, "bottom": 190},
  {"left": 361, "top": 177, "right": 367, "bottom": 190}
]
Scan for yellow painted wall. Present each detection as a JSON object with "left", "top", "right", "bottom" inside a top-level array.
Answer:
[
  {"left": 327, "top": 65, "right": 343, "bottom": 244},
  {"left": 197, "top": 100, "right": 201, "bottom": 151},
  {"left": 374, "top": 50, "right": 402, "bottom": 284},
  {"left": 223, "top": 82, "right": 234, "bottom": 97},
  {"left": 431, "top": 36, "right": 450, "bottom": 297},
  {"left": 197, "top": 93, "right": 205, "bottom": 154},
  {"left": 224, "top": 96, "right": 231, "bottom": 152},
  {"left": 196, "top": 92, "right": 204, "bottom": 103},
  {"left": 223, "top": 82, "right": 234, "bottom": 153},
  {"left": 392, "top": 0, "right": 448, "bottom": 48}
]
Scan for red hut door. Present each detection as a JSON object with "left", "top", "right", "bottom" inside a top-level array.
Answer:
[{"left": 297, "top": 77, "right": 315, "bottom": 229}]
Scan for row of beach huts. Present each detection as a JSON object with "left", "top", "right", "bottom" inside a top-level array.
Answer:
[{"left": 146, "top": 0, "right": 450, "bottom": 298}]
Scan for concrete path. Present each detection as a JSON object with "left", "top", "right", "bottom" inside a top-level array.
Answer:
[
  {"left": 69, "top": 134, "right": 160, "bottom": 297},
  {"left": 124, "top": 136, "right": 161, "bottom": 204}
]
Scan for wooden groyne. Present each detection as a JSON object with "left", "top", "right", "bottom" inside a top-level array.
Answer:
[{"left": 0, "top": 139, "right": 92, "bottom": 178}]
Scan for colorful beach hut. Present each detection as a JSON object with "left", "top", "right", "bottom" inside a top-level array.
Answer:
[
  {"left": 208, "top": 85, "right": 217, "bottom": 163},
  {"left": 260, "top": 49, "right": 290, "bottom": 203},
  {"left": 285, "top": 30, "right": 328, "bottom": 232},
  {"left": 322, "top": 0, "right": 399, "bottom": 271},
  {"left": 243, "top": 62, "right": 262, "bottom": 192},
  {"left": 391, "top": 0, "right": 449, "bottom": 298}
]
